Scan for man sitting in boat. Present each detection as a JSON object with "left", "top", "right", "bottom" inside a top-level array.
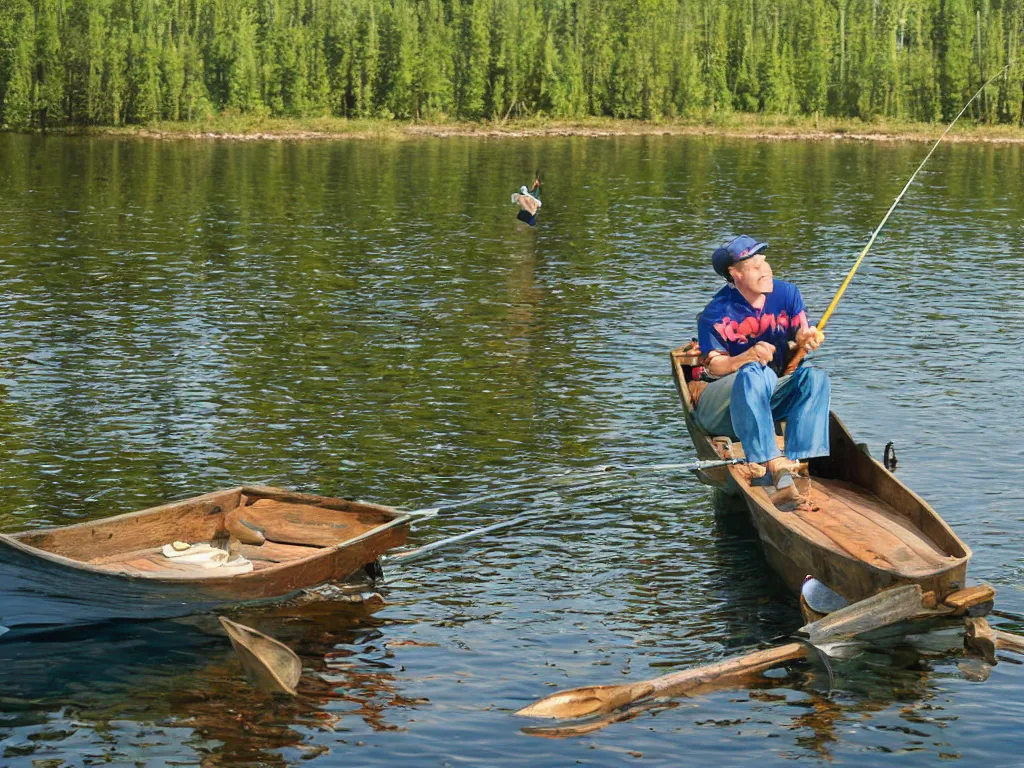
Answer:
[{"left": 695, "top": 235, "right": 829, "bottom": 504}]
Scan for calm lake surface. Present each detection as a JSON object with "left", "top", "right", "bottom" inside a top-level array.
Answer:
[{"left": 0, "top": 133, "right": 1022, "bottom": 766}]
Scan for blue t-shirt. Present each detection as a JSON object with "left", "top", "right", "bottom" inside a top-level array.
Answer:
[{"left": 696, "top": 280, "right": 808, "bottom": 375}]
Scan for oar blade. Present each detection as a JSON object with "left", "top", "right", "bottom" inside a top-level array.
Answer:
[
  {"left": 220, "top": 616, "right": 302, "bottom": 696},
  {"left": 798, "top": 584, "right": 924, "bottom": 647},
  {"left": 515, "top": 683, "right": 646, "bottom": 719}
]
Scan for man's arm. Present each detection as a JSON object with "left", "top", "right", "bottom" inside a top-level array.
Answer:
[{"left": 705, "top": 342, "right": 776, "bottom": 377}]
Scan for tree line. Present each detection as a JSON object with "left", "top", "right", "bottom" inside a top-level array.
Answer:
[{"left": 1, "top": 0, "right": 1023, "bottom": 130}]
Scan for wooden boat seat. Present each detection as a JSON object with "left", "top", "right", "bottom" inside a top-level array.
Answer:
[{"left": 232, "top": 499, "right": 382, "bottom": 547}]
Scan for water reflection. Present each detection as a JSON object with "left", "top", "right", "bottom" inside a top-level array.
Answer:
[{"left": 0, "top": 595, "right": 405, "bottom": 765}]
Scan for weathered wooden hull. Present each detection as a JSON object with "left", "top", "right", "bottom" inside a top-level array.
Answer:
[
  {"left": 0, "top": 542, "right": 226, "bottom": 636},
  {"left": 0, "top": 485, "right": 408, "bottom": 637},
  {"left": 670, "top": 348, "right": 971, "bottom": 605},
  {"left": 737, "top": 415, "right": 968, "bottom": 602}
]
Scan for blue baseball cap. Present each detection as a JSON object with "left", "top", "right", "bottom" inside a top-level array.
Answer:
[{"left": 712, "top": 235, "right": 768, "bottom": 279}]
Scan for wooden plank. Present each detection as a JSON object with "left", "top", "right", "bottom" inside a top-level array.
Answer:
[
  {"left": 790, "top": 487, "right": 898, "bottom": 570},
  {"left": 831, "top": 412, "right": 968, "bottom": 560},
  {"left": 89, "top": 546, "right": 162, "bottom": 566},
  {"left": 800, "top": 584, "right": 924, "bottom": 646},
  {"left": 943, "top": 585, "right": 996, "bottom": 614},
  {"left": 965, "top": 617, "right": 998, "bottom": 664},
  {"left": 821, "top": 481, "right": 953, "bottom": 566},
  {"left": 238, "top": 540, "right": 322, "bottom": 563},
  {"left": 236, "top": 499, "right": 381, "bottom": 547},
  {"left": 12, "top": 488, "right": 243, "bottom": 561},
  {"left": 516, "top": 643, "right": 809, "bottom": 720},
  {"left": 995, "top": 629, "right": 1024, "bottom": 655},
  {"left": 118, "top": 557, "right": 167, "bottom": 573}
]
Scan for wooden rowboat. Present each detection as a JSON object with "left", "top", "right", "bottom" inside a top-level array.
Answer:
[
  {"left": 670, "top": 345, "right": 970, "bottom": 606},
  {"left": 0, "top": 485, "right": 408, "bottom": 637}
]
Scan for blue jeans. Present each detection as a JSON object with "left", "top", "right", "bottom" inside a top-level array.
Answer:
[{"left": 694, "top": 364, "right": 831, "bottom": 464}]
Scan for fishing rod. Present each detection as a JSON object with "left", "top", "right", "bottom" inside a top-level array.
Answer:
[{"left": 784, "top": 65, "right": 1010, "bottom": 375}]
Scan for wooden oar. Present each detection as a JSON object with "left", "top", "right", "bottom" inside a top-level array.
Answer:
[
  {"left": 219, "top": 616, "right": 302, "bottom": 696},
  {"left": 798, "top": 584, "right": 923, "bottom": 647},
  {"left": 516, "top": 584, "right": 925, "bottom": 720},
  {"left": 516, "top": 642, "right": 809, "bottom": 720},
  {"left": 995, "top": 628, "right": 1024, "bottom": 654},
  {"left": 783, "top": 69, "right": 1007, "bottom": 376}
]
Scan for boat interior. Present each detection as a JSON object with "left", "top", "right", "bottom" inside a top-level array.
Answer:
[
  {"left": 672, "top": 344, "right": 968, "bottom": 577},
  {"left": 715, "top": 433, "right": 964, "bottom": 577},
  {"left": 8, "top": 487, "right": 398, "bottom": 578}
]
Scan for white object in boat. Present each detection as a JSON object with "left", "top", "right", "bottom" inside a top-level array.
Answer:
[{"left": 161, "top": 542, "right": 243, "bottom": 569}]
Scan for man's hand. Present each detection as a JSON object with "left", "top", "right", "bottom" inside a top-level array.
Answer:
[
  {"left": 795, "top": 326, "right": 825, "bottom": 351},
  {"left": 748, "top": 341, "right": 776, "bottom": 366}
]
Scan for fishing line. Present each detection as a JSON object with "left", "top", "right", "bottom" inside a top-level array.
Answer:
[
  {"left": 405, "top": 457, "right": 746, "bottom": 519},
  {"left": 817, "top": 66, "right": 1009, "bottom": 333},
  {"left": 387, "top": 476, "right": 623, "bottom": 566}
]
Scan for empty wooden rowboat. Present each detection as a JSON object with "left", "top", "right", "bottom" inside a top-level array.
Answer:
[
  {"left": 670, "top": 344, "right": 971, "bottom": 606},
  {"left": 0, "top": 485, "right": 408, "bottom": 637}
]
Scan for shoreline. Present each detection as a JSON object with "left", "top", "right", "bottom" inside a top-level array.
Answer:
[{"left": 34, "top": 116, "right": 1024, "bottom": 144}]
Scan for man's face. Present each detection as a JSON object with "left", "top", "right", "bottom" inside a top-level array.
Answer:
[{"left": 729, "top": 253, "right": 774, "bottom": 294}]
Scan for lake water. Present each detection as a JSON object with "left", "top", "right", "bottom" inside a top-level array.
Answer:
[{"left": 0, "top": 133, "right": 1022, "bottom": 766}]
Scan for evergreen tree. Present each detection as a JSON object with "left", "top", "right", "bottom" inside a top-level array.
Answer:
[
  {"left": 163, "top": 40, "right": 186, "bottom": 121},
  {"left": 35, "top": 0, "right": 65, "bottom": 127},
  {"left": 700, "top": 0, "right": 731, "bottom": 112},
  {"left": 455, "top": 0, "right": 490, "bottom": 118},
  {"left": 3, "top": 0, "right": 35, "bottom": 128},
  {"left": 937, "top": 0, "right": 972, "bottom": 120},
  {"left": 228, "top": 7, "right": 262, "bottom": 111},
  {"left": 2, "top": 0, "right": 1022, "bottom": 128},
  {"left": 414, "top": 0, "right": 451, "bottom": 117},
  {"left": 673, "top": 0, "right": 704, "bottom": 114},
  {"left": 379, "top": 0, "right": 417, "bottom": 118},
  {"left": 730, "top": 0, "right": 760, "bottom": 112},
  {"left": 352, "top": 0, "right": 379, "bottom": 116},
  {"left": 102, "top": 9, "right": 129, "bottom": 124}
]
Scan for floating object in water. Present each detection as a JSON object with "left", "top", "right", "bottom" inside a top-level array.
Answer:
[
  {"left": 512, "top": 179, "right": 542, "bottom": 226},
  {"left": 220, "top": 616, "right": 301, "bottom": 696},
  {"left": 801, "top": 576, "right": 850, "bottom": 615}
]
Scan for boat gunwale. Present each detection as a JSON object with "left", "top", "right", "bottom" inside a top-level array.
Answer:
[{"left": 0, "top": 485, "right": 410, "bottom": 583}]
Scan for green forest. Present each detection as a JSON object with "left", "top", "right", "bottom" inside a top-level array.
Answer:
[{"left": 1, "top": 0, "right": 1023, "bottom": 129}]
